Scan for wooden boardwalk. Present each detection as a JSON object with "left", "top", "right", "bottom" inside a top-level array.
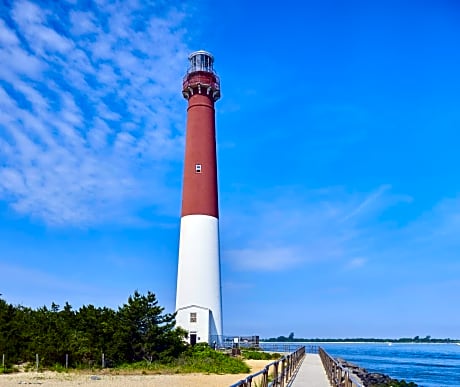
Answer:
[{"left": 290, "top": 353, "right": 331, "bottom": 386}]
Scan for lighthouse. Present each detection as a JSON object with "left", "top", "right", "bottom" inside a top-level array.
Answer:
[{"left": 175, "top": 50, "right": 223, "bottom": 346}]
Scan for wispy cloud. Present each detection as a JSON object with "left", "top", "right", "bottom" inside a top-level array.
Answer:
[
  {"left": 340, "top": 184, "right": 392, "bottom": 222},
  {"left": 226, "top": 247, "right": 304, "bottom": 271},
  {"left": 223, "top": 184, "right": 460, "bottom": 279},
  {"left": 222, "top": 185, "right": 394, "bottom": 271},
  {"left": 345, "top": 257, "right": 367, "bottom": 269},
  {"left": 0, "top": 0, "right": 190, "bottom": 226}
]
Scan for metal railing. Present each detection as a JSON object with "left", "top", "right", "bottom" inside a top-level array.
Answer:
[
  {"left": 229, "top": 346, "right": 306, "bottom": 387},
  {"left": 319, "top": 347, "right": 364, "bottom": 387},
  {"left": 260, "top": 343, "right": 319, "bottom": 354},
  {"left": 183, "top": 73, "right": 220, "bottom": 90},
  {"left": 211, "top": 335, "right": 260, "bottom": 349}
]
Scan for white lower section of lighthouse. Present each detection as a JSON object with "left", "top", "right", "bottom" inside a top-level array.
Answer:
[{"left": 175, "top": 214, "right": 223, "bottom": 345}]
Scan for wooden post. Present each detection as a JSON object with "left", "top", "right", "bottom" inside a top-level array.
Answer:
[
  {"left": 36, "top": 353, "right": 39, "bottom": 371},
  {"left": 262, "top": 368, "right": 268, "bottom": 387},
  {"left": 65, "top": 354, "right": 68, "bottom": 369},
  {"left": 2, "top": 353, "right": 5, "bottom": 370},
  {"left": 273, "top": 361, "right": 279, "bottom": 386},
  {"left": 280, "top": 359, "right": 284, "bottom": 387},
  {"left": 102, "top": 353, "right": 105, "bottom": 368}
]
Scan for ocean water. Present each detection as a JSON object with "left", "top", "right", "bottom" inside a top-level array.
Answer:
[{"left": 261, "top": 342, "right": 460, "bottom": 387}]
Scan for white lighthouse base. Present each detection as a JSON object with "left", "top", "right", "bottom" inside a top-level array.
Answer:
[
  {"left": 175, "top": 214, "right": 223, "bottom": 345},
  {"left": 175, "top": 305, "right": 211, "bottom": 346}
]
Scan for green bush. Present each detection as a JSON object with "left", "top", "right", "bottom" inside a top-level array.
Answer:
[
  {"left": 113, "top": 361, "right": 172, "bottom": 373},
  {"left": 0, "top": 367, "right": 17, "bottom": 374},
  {"left": 242, "top": 350, "right": 281, "bottom": 360},
  {"left": 51, "top": 363, "right": 68, "bottom": 373},
  {"left": 176, "top": 343, "right": 250, "bottom": 374},
  {"left": 112, "top": 344, "right": 250, "bottom": 375}
]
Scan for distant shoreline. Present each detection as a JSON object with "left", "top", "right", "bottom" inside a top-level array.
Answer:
[
  {"left": 259, "top": 340, "right": 460, "bottom": 345},
  {"left": 261, "top": 340, "right": 460, "bottom": 344}
]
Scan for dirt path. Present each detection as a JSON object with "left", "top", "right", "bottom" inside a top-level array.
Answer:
[{"left": 0, "top": 360, "right": 272, "bottom": 387}]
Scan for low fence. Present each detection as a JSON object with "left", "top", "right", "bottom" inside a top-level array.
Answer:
[
  {"left": 1, "top": 352, "right": 106, "bottom": 371},
  {"left": 229, "top": 346, "right": 306, "bottom": 387},
  {"left": 211, "top": 335, "right": 261, "bottom": 349},
  {"left": 319, "top": 347, "right": 364, "bottom": 387}
]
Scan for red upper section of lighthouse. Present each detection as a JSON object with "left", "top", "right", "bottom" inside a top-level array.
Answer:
[{"left": 181, "top": 51, "right": 220, "bottom": 218}]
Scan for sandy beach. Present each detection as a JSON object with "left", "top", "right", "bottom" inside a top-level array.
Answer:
[{"left": 0, "top": 360, "right": 272, "bottom": 387}]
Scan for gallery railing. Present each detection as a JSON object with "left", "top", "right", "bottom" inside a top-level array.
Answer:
[
  {"left": 319, "top": 347, "right": 364, "bottom": 387},
  {"left": 229, "top": 345, "right": 306, "bottom": 387}
]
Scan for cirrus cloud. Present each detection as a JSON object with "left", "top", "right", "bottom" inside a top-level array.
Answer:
[{"left": 0, "top": 0, "right": 191, "bottom": 226}]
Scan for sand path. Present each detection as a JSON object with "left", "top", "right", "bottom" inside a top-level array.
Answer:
[{"left": 0, "top": 360, "right": 272, "bottom": 387}]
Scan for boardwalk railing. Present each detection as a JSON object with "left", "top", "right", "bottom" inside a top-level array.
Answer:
[
  {"left": 229, "top": 346, "right": 306, "bottom": 387},
  {"left": 319, "top": 347, "right": 364, "bottom": 387}
]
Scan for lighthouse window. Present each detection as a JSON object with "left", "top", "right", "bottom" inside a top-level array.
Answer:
[
  {"left": 190, "top": 312, "right": 197, "bottom": 323},
  {"left": 195, "top": 164, "right": 202, "bottom": 173}
]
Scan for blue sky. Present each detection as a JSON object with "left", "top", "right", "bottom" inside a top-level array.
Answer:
[{"left": 1, "top": 0, "right": 459, "bottom": 339}]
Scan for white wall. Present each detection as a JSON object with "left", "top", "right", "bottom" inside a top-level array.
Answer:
[
  {"left": 176, "top": 305, "right": 210, "bottom": 344},
  {"left": 176, "top": 214, "right": 223, "bottom": 342}
]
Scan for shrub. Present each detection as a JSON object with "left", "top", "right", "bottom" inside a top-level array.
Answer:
[
  {"left": 242, "top": 350, "right": 282, "bottom": 360},
  {"left": 176, "top": 343, "right": 250, "bottom": 374},
  {"left": 51, "top": 363, "right": 68, "bottom": 373}
]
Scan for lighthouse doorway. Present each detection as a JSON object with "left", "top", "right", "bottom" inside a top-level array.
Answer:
[{"left": 190, "top": 333, "right": 197, "bottom": 346}]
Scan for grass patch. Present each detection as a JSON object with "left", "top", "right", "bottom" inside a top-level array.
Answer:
[
  {"left": 175, "top": 344, "right": 250, "bottom": 374},
  {"left": 242, "top": 350, "right": 282, "bottom": 361},
  {"left": 113, "top": 344, "right": 250, "bottom": 375},
  {"left": 51, "top": 363, "right": 69, "bottom": 373},
  {"left": 112, "top": 361, "right": 175, "bottom": 374},
  {"left": 0, "top": 367, "right": 17, "bottom": 374},
  {"left": 4, "top": 344, "right": 252, "bottom": 376}
]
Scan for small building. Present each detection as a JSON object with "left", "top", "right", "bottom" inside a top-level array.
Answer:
[{"left": 176, "top": 305, "right": 218, "bottom": 346}]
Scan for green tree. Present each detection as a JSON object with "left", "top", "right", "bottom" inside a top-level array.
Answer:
[
  {"left": 71, "top": 304, "right": 118, "bottom": 366},
  {"left": 0, "top": 291, "right": 187, "bottom": 367},
  {"left": 114, "top": 291, "right": 186, "bottom": 363},
  {"left": 0, "top": 298, "right": 26, "bottom": 364}
]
